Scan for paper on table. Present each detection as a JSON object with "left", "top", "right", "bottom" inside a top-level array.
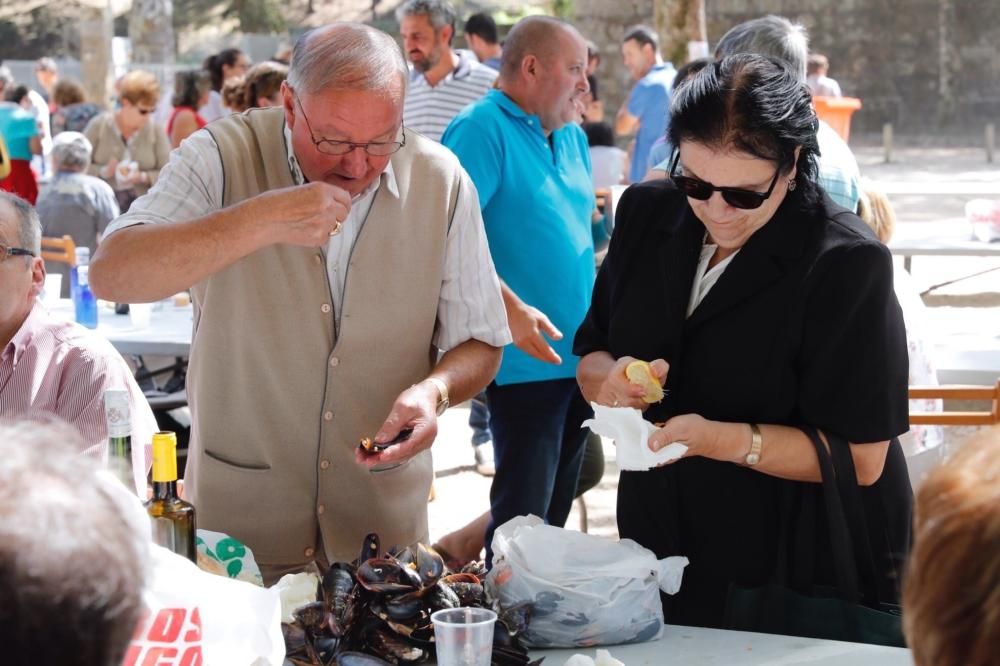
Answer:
[
  {"left": 562, "top": 649, "right": 625, "bottom": 666},
  {"left": 582, "top": 402, "right": 688, "bottom": 471}
]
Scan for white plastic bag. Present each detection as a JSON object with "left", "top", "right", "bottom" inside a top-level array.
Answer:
[
  {"left": 123, "top": 544, "right": 286, "bottom": 666},
  {"left": 485, "top": 516, "right": 687, "bottom": 648}
]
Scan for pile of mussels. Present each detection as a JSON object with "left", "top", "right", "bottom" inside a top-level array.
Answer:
[{"left": 283, "top": 533, "right": 541, "bottom": 665}]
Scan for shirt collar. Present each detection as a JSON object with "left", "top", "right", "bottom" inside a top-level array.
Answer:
[
  {"left": 487, "top": 89, "right": 547, "bottom": 135},
  {"left": 4, "top": 302, "right": 45, "bottom": 364},
  {"left": 409, "top": 50, "right": 472, "bottom": 84},
  {"left": 282, "top": 121, "right": 399, "bottom": 199}
]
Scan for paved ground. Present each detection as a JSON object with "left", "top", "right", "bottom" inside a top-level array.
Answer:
[{"left": 427, "top": 146, "right": 1000, "bottom": 552}]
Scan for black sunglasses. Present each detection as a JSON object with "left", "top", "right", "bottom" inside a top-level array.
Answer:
[{"left": 669, "top": 152, "right": 782, "bottom": 210}]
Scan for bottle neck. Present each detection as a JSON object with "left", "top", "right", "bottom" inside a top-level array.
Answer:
[{"left": 151, "top": 480, "right": 178, "bottom": 500}]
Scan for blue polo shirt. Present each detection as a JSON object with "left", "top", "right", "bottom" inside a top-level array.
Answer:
[
  {"left": 626, "top": 62, "right": 674, "bottom": 182},
  {"left": 442, "top": 89, "right": 595, "bottom": 385}
]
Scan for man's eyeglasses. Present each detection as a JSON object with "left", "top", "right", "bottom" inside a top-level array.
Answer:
[
  {"left": 1, "top": 244, "right": 36, "bottom": 262},
  {"left": 669, "top": 152, "right": 781, "bottom": 210},
  {"left": 293, "top": 91, "right": 405, "bottom": 157}
]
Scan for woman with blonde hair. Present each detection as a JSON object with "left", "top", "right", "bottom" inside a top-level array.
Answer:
[
  {"left": 84, "top": 70, "right": 170, "bottom": 211},
  {"left": 242, "top": 61, "right": 288, "bottom": 109},
  {"left": 903, "top": 425, "right": 1000, "bottom": 666}
]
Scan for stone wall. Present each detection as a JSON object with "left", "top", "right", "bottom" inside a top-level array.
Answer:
[{"left": 578, "top": 0, "right": 1000, "bottom": 138}]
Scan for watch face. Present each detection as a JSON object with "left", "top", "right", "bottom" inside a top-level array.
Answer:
[{"left": 746, "top": 453, "right": 761, "bottom": 466}]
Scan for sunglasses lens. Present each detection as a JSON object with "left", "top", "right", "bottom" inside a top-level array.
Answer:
[
  {"left": 674, "top": 176, "right": 712, "bottom": 200},
  {"left": 721, "top": 191, "right": 765, "bottom": 210}
]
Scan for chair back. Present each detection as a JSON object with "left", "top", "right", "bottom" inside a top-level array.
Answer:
[
  {"left": 908, "top": 381, "right": 1000, "bottom": 426},
  {"left": 41, "top": 235, "right": 77, "bottom": 267}
]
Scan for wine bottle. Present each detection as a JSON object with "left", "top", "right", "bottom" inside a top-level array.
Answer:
[
  {"left": 103, "top": 389, "right": 136, "bottom": 494},
  {"left": 144, "top": 431, "right": 197, "bottom": 562}
]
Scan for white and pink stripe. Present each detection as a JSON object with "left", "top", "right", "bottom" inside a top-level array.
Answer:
[{"left": 0, "top": 303, "right": 157, "bottom": 474}]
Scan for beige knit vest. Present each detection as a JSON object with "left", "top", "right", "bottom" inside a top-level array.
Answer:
[{"left": 186, "top": 107, "right": 458, "bottom": 566}]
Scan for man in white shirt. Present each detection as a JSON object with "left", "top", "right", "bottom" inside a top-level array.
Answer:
[{"left": 398, "top": 0, "right": 497, "bottom": 142}]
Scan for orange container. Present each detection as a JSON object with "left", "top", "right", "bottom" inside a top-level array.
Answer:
[{"left": 813, "top": 96, "right": 862, "bottom": 142}]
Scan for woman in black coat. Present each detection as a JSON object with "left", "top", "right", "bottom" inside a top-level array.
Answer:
[{"left": 573, "top": 54, "right": 912, "bottom": 630}]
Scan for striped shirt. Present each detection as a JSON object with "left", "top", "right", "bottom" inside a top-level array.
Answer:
[
  {"left": 0, "top": 303, "right": 158, "bottom": 472},
  {"left": 104, "top": 120, "right": 511, "bottom": 353},
  {"left": 403, "top": 53, "right": 498, "bottom": 142}
]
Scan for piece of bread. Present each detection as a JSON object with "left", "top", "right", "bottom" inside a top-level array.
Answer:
[{"left": 625, "top": 360, "right": 664, "bottom": 403}]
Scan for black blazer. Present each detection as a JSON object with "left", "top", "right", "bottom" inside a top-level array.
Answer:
[{"left": 574, "top": 180, "right": 912, "bottom": 628}]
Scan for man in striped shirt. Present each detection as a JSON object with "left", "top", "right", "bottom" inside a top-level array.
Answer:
[
  {"left": 0, "top": 192, "right": 157, "bottom": 460},
  {"left": 398, "top": 0, "right": 497, "bottom": 142}
]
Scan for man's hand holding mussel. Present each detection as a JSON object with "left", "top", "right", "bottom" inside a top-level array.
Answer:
[{"left": 355, "top": 379, "right": 442, "bottom": 468}]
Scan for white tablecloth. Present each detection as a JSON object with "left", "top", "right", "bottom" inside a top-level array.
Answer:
[
  {"left": 47, "top": 299, "right": 193, "bottom": 357},
  {"left": 530, "top": 625, "right": 912, "bottom": 665}
]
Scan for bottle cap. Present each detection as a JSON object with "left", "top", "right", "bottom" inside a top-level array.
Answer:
[
  {"left": 104, "top": 389, "right": 131, "bottom": 437},
  {"left": 151, "top": 431, "right": 178, "bottom": 482}
]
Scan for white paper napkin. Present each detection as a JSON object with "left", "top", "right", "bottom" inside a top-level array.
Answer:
[{"left": 582, "top": 402, "right": 688, "bottom": 471}]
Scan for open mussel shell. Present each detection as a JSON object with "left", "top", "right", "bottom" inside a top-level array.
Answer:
[
  {"left": 357, "top": 558, "right": 421, "bottom": 594},
  {"left": 358, "top": 428, "right": 414, "bottom": 454}
]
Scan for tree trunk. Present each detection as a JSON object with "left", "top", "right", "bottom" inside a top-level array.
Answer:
[
  {"left": 128, "top": 0, "right": 176, "bottom": 66},
  {"left": 79, "top": 1, "right": 115, "bottom": 108}
]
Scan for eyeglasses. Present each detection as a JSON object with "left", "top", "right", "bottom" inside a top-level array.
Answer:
[
  {"left": 293, "top": 92, "right": 405, "bottom": 157},
  {"left": 1, "top": 244, "right": 36, "bottom": 262},
  {"left": 669, "top": 152, "right": 781, "bottom": 210}
]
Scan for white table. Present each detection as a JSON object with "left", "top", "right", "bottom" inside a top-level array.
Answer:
[
  {"left": 889, "top": 220, "right": 1000, "bottom": 272},
  {"left": 47, "top": 299, "right": 193, "bottom": 357},
  {"left": 530, "top": 625, "right": 912, "bottom": 665}
]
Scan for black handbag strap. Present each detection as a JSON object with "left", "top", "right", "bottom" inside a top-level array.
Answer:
[
  {"left": 801, "top": 426, "right": 880, "bottom": 606},
  {"left": 800, "top": 425, "right": 863, "bottom": 604},
  {"left": 823, "top": 429, "right": 886, "bottom": 607}
]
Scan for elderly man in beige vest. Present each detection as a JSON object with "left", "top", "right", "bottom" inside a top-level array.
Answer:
[{"left": 90, "top": 23, "right": 509, "bottom": 583}]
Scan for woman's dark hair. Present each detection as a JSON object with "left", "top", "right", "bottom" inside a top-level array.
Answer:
[
  {"left": 582, "top": 121, "right": 614, "bottom": 148},
  {"left": 203, "top": 48, "right": 244, "bottom": 91},
  {"left": 4, "top": 84, "right": 29, "bottom": 105},
  {"left": 172, "top": 69, "right": 210, "bottom": 108},
  {"left": 667, "top": 53, "right": 821, "bottom": 205}
]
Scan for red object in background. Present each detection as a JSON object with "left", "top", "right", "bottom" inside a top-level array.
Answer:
[{"left": 0, "top": 159, "right": 39, "bottom": 204}]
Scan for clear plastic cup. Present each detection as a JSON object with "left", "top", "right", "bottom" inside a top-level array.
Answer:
[
  {"left": 129, "top": 302, "right": 153, "bottom": 329},
  {"left": 431, "top": 607, "right": 496, "bottom": 666}
]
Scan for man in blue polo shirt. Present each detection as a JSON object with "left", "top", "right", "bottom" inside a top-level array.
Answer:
[
  {"left": 615, "top": 25, "right": 674, "bottom": 183},
  {"left": 442, "top": 15, "right": 594, "bottom": 566}
]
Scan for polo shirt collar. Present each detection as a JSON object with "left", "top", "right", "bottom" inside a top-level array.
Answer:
[
  {"left": 282, "top": 119, "right": 399, "bottom": 199},
  {"left": 487, "top": 89, "right": 547, "bottom": 133}
]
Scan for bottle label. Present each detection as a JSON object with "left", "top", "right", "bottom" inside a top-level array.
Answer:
[
  {"left": 104, "top": 390, "right": 131, "bottom": 438},
  {"left": 78, "top": 264, "right": 90, "bottom": 287}
]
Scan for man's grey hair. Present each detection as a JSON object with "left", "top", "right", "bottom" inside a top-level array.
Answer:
[
  {"left": 395, "top": 0, "right": 457, "bottom": 34},
  {"left": 287, "top": 23, "right": 408, "bottom": 99},
  {"left": 714, "top": 15, "right": 809, "bottom": 81},
  {"left": 36, "top": 57, "right": 58, "bottom": 73},
  {"left": 51, "top": 131, "right": 93, "bottom": 172},
  {"left": 0, "top": 191, "right": 41, "bottom": 257}
]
